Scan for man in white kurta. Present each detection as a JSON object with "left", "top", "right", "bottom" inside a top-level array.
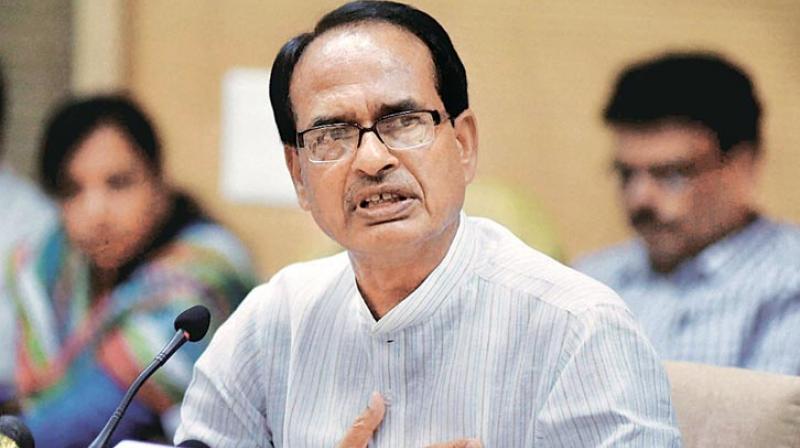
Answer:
[
  {"left": 177, "top": 215, "right": 679, "bottom": 446},
  {"left": 176, "top": 1, "right": 680, "bottom": 446}
]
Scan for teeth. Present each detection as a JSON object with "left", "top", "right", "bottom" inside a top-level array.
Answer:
[{"left": 363, "top": 192, "right": 402, "bottom": 207}]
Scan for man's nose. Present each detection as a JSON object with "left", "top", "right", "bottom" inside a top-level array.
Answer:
[
  {"left": 623, "top": 173, "right": 661, "bottom": 210},
  {"left": 351, "top": 131, "right": 399, "bottom": 177}
]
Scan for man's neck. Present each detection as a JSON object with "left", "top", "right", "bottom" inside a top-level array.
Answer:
[
  {"left": 350, "top": 219, "right": 460, "bottom": 320},
  {"left": 650, "top": 210, "right": 759, "bottom": 274}
]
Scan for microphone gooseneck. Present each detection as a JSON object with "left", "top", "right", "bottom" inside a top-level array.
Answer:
[{"left": 88, "top": 305, "right": 211, "bottom": 448}]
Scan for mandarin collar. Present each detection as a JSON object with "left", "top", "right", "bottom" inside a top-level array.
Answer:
[{"left": 352, "top": 211, "right": 479, "bottom": 334}]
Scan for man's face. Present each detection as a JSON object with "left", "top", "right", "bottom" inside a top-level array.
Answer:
[
  {"left": 285, "top": 23, "right": 478, "bottom": 258},
  {"left": 612, "top": 124, "right": 757, "bottom": 271}
]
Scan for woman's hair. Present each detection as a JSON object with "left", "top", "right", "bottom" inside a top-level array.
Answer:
[{"left": 39, "top": 94, "right": 163, "bottom": 197}]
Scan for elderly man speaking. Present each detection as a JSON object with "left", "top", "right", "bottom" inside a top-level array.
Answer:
[{"left": 176, "top": 2, "right": 680, "bottom": 447}]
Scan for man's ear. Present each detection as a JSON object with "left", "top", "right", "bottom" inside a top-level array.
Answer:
[
  {"left": 452, "top": 109, "right": 479, "bottom": 185},
  {"left": 284, "top": 145, "right": 311, "bottom": 210},
  {"left": 722, "top": 143, "right": 762, "bottom": 208},
  {"left": 725, "top": 143, "right": 762, "bottom": 184}
]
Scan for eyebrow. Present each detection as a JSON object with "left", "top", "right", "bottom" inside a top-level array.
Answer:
[
  {"left": 375, "top": 99, "right": 421, "bottom": 118},
  {"left": 306, "top": 99, "right": 423, "bottom": 129},
  {"left": 611, "top": 159, "right": 696, "bottom": 173}
]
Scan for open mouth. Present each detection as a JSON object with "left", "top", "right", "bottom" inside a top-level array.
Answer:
[
  {"left": 351, "top": 187, "right": 418, "bottom": 224},
  {"left": 359, "top": 192, "right": 409, "bottom": 209}
]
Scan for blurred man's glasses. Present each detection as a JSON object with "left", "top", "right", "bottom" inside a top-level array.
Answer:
[
  {"left": 296, "top": 109, "right": 447, "bottom": 163},
  {"left": 612, "top": 153, "right": 726, "bottom": 192}
]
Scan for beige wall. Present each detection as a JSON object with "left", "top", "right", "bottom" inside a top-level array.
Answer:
[
  {"left": 1, "top": 2, "right": 72, "bottom": 178},
  {"left": 124, "top": 0, "right": 800, "bottom": 277},
  {"left": 72, "top": 0, "right": 130, "bottom": 94}
]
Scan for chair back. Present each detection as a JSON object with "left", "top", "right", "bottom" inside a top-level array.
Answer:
[{"left": 665, "top": 361, "right": 800, "bottom": 447}]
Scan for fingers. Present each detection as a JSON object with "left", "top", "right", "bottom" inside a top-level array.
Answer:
[
  {"left": 337, "top": 391, "right": 386, "bottom": 448},
  {"left": 425, "top": 438, "right": 482, "bottom": 448}
]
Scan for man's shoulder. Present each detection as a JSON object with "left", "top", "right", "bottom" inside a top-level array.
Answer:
[
  {"left": 245, "top": 251, "right": 350, "bottom": 308},
  {"left": 740, "top": 219, "right": 800, "bottom": 289},
  {"left": 572, "top": 239, "right": 643, "bottom": 283},
  {"left": 703, "top": 218, "right": 800, "bottom": 278},
  {"left": 469, "top": 217, "right": 628, "bottom": 317},
  {"left": 763, "top": 219, "right": 800, "bottom": 257},
  {"left": 271, "top": 250, "right": 350, "bottom": 286}
]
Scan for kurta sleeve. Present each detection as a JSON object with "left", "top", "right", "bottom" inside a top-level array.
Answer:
[
  {"left": 176, "top": 282, "right": 292, "bottom": 448},
  {"left": 533, "top": 304, "right": 682, "bottom": 447}
]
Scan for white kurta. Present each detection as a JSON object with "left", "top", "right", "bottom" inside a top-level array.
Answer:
[{"left": 177, "top": 215, "right": 680, "bottom": 447}]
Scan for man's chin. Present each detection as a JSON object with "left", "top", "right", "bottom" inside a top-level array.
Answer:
[
  {"left": 637, "top": 225, "right": 678, "bottom": 245},
  {"left": 643, "top": 241, "right": 688, "bottom": 272},
  {"left": 344, "top": 219, "right": 432, "bottom": 254},
  {"left": 354, "top": 221, "right": 416, "bottom": 244}
]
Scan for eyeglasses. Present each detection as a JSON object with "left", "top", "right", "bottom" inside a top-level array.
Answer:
[
  {"left": 612, "top": 154, "right": 725, "bottom": 192},
  {"left": 296, "top": 109, "right": 446, "bottom": 163}
]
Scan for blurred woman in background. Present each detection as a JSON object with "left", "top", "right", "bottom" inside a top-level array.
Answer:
[{"left": 3, "top": 95, "right": 256, "bottom": 446}]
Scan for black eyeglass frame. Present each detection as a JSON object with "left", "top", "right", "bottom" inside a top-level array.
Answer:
[{"left": 295, "top": 109, "right": 447, "bottom": 152}]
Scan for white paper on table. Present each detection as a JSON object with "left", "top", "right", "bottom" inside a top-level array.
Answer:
[{"left": 219, "top": 67, "right": 298, "bottom": 207}]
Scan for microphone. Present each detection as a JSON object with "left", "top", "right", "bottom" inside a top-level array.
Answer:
[
  {"left": 0, "top": 415, "right": 35, "bottom": 448},
  {"left": 177, "top": 441, "right": 210, "bottom": 447},
  {"left": 89, "top": 305, "right": 211, "bottom": 448}
]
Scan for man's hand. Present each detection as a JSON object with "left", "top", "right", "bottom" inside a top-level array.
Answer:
[
  {"left": 337, "top": 392, "right": 386, "bottom": 448},
  {"left": 337, "top": 391, "right": 482, "bottom": 448}
]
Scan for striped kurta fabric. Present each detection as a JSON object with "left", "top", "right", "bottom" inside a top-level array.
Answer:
[
  {"left": 575, "top": 217, "right": 800, "bottom": 375},
  {"left": 177, "top": 215, "right": 680, "bottom": 447}
]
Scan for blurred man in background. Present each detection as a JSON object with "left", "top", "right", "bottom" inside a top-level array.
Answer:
[
  {"left": 576, "top": 52, "right": 800, "bottom": 374},
  {"left": 0, "top": 58, "right": 56, "bottom": 412}
]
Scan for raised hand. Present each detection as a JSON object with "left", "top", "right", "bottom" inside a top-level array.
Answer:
[
  {"left": 336, "top": 392, "right": 482, "bottom": 448},
  {"left": 337, "top": 392, "right": 386, "bottom": 448},
  {"left": 425, "top": 439, "right": 482, "bottom": 448}
]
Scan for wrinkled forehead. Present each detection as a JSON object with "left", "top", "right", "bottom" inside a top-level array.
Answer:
[{"left": 289, "top": 22, "right": 439, "bottom": 126}]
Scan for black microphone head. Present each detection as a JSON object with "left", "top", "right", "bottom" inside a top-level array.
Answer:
[
  {"left": 0, "top": 415, "right": 35, "bottom": 448},
  {"left": 178, "top": 440, "right": 211, "bottom": 448},
  {"left": 174, "top": 305, "right": 211, "bottom": 342}
]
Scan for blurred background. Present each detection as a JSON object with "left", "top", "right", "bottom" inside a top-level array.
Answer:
[{"left": 3, "top": 0, "right": 799, "bottom": 277}]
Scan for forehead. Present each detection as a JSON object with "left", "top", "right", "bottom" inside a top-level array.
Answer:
[
  {"left": 289, "top": 22, "right": 439, "bottom": 127},
  {"left": 68, "top": 126, "right": 141, "bottom": 176},
  {"left": 612, "top": 123, "right": 719, "bottom": 166}
]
